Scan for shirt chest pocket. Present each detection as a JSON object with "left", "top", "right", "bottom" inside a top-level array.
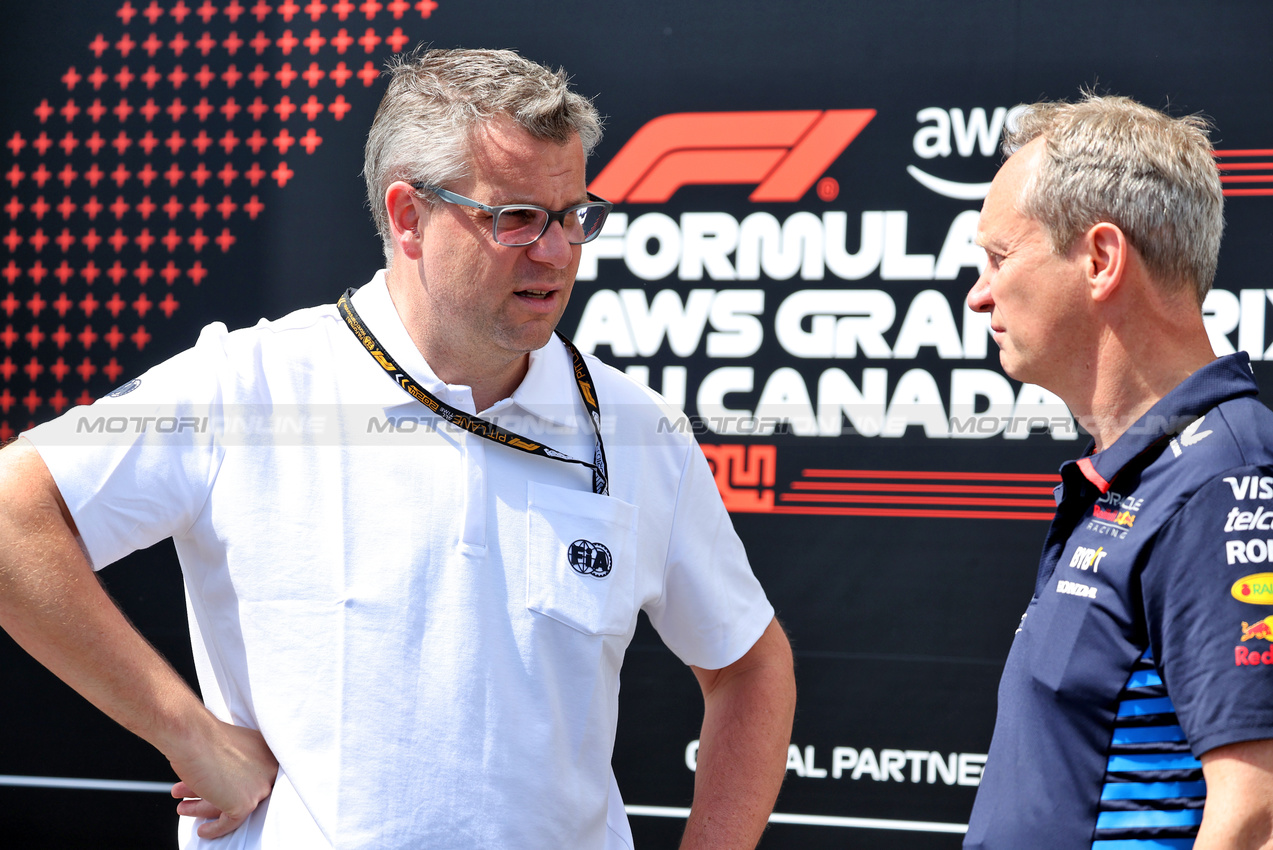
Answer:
[{"left": 526, "top": 481, "right": 640, "bottom": 636}]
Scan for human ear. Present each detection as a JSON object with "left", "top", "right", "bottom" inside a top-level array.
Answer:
[
  {"left": 1086, "top": 222, "right": 1128, "bottom": 302},
  {"left": 385, "top": 181, "right": 424, "bottom": 261}
]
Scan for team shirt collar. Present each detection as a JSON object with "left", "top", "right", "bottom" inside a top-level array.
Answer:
[{"left": 1072, "top": 352, "right": 1259, "bottom": 493}]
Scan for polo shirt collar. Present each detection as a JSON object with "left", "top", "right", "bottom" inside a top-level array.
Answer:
[
  {"left": 1072, "top": 352, "right": 1259, "bottom": 493},
  {"left": 348, "top": 271, "right": 579, "bottom": 427},
  {"left": 493, "top": 336, "right": 580, "bottom": 429},
  {"left": 348, "top": 270, "right": 466, "bottom": 410}
]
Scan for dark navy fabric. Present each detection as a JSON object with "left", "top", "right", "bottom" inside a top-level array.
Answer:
[{"left": 965, "top": 354, "right": 1273, "bottom": 850}]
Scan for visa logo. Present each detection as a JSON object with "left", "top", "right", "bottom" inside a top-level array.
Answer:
[{"left": 1225, "top": 475, "right": 1273, "bottom": 500}]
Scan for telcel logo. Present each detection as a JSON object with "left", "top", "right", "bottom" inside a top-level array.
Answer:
[
  {"left": 1225, "top": 505, "right": 1273, "bottom": 532},
  {"left": 589, "top": 110, "right": 875, "bottom": 203}
]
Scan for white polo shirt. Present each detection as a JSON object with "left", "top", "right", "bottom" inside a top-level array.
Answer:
[{"left": 26, "top": 272, "right": 774, "bottom": 849}]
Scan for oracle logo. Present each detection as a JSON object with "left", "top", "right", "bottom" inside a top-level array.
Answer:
[{"left": 589, "top": 110, "right": 875, "bottom": 204}]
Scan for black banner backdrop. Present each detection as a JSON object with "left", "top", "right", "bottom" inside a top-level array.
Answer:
[{"left": 2, "top": 2, "right": 1272, "bottom": 847}]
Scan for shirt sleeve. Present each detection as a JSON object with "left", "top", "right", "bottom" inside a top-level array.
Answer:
[
  {"left": 642, "top": 440, "right": 775, "bottom": 670},
  {"left": 1144, "top": 467, "right": 1273, "bottom": 756},
  {"left": 22, "top": 323, "right": 231, "bottom": 570}
]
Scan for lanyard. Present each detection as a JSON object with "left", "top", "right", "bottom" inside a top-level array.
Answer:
[{"left": 337, "top": 288, "right": 610, "bottom": 496}]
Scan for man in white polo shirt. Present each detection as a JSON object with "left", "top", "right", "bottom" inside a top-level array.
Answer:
[{"left": 0, "top": 48, "right": 795, "bottom": 848}]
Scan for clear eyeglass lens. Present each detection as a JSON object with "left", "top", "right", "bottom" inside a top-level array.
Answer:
[
  {"left": 494, "top": 208, "right": 549, "bottom": 246},
  {"left": 574, "top": 205, "right": 608, "bottom": 242},
  {"left": 493, "top": 204, "right": 610, "bottom": 246}
]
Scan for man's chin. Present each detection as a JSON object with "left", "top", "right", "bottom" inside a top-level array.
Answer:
[
  {"left": 998, "top": 352, "right": 1028, "bottom": 383},
  {"left": 504, "top": 322, "right": 560, "bottom": 354}
]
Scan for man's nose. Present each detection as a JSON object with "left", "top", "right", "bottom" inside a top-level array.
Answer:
[
  {"left": 967, "top": 270, "right": 993, "bottom": 313},
  {"left": 526, "top": 220, "right": 574, "bottom": 269}
]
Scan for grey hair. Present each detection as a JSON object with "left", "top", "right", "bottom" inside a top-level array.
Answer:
[
  {"left": 363, "top": 47, "right": 604, "bottom": 264},
  {"left": 1003, "top": 93, "right": 1224, "bottom": 302}
]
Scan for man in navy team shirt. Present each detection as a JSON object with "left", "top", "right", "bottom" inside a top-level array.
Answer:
[{"left": 964, "top": 94, "right": 1273, "bottom": 849}]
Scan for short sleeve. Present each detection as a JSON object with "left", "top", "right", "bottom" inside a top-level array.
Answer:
[
  {"left": 642, "top": 441, "right": 774, "bottom": 670},
  {"left": 22, "top": 324, "right": 229, "bottom": 570},
  {"left": 1144, "top": 468, "right": 1273, "bottom": 756}
]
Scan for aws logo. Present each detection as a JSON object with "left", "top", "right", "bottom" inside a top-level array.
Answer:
[
  {"left": 908, "top": 106, "right": 1026, "bottom": 200},
  {"left": 589, "top": 110, "right": 876, "bottom": 203}
]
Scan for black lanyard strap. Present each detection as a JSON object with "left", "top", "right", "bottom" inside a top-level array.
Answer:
[{"left": 337, "top": 288, "right": 610, "bottom": 496}]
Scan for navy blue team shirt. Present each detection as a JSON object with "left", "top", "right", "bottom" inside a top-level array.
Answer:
[{"left": 966, "top": 353, "right": 1273, "bottom": 850}]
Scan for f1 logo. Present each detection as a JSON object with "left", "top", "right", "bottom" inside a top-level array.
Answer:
[{"left": 589, "top": 110, "right": 876, "bottom": 203}]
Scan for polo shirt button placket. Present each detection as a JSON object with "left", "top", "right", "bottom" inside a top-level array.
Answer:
[{"left": 460, "top": 427, "right": 488, "bottom": 549}]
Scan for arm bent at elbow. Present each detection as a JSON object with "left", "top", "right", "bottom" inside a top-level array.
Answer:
[
  {"left": 0, "top": 439, "right": 276, "bottom": 838},
  {"left": 682, "top": 617, "right": 796, "bottom": 850}
]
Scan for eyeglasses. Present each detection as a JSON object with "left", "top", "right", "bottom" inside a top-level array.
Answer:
[{"left": 415, "top": 183, "right": 613, "bottom": 247}]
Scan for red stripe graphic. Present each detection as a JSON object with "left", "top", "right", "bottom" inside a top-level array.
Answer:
[
  {"left": 782, "top": 493, "right": 1057, "bottom": 507},
  {"left": 702, "top": 446, "right": 1059, "bottom": 520},
  {"left": 801, "top": 468, "right": 1057, "bottom": 482},
  {"left": 1214, "top": 149, "right": 1273, "bottom": 197},
  {"left": 1215, "top": 162, "right": 1273, "bottom": 170},
  {"left": 769, "top": 506, "right": 1056, "bottom": 521},
  {"left": 791, "top": 482, "right": 1056, "bottom": 495},
  {"left": 779, "top": 468, "right": 1057, "bottom": 518}
]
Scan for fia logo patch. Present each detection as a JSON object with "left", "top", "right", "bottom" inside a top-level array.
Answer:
[{"left": 568, "top": 539, "right": 613, "bottom": 579}]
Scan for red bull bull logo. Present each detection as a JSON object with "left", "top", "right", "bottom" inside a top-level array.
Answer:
[
  {"left": 1236, "top": 615, "right": 1273, "bottom": 666},
  {"left": 1241, "top": 616, "right": 1273, "bottom": 641}
]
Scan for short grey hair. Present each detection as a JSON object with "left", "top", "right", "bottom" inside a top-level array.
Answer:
[
  {"left": 1004, "top": 93, "right": 1224, "bottom": 302},
  {"left": 363, "top": 47, "right": 604, "bottom": 264}
]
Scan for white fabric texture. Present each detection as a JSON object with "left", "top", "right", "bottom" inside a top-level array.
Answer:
[{"left": 25, "top": 271, "right": 774, "bottom": 849}]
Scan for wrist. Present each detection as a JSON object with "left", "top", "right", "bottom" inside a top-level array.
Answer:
[{"left": 139, "top": 680, "right": 220, "bottom": 764}]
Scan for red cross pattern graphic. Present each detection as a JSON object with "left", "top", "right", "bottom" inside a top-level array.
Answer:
[{"left": 1, "top": 0, "right": 442, "bottom": 444}]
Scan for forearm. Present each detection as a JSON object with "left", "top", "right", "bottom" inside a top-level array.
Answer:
[
  {"left": 1195, "top": 820, "right": 1273, "bottom": 850},
  {"left": 0, "top": 440, "right": 210, "bottom": 757},
  {"left": 0, "top": 440, "right": 276, "bottom": 836},
  {"left": 1196, "top": 799, "right": 1273, "bottom": 850},
  {"left": 681, "top": 619, "right": 796, "bottom": 850},
  {"left": 1196, "top": 739, "right": 1273, "bottom": 850}
]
